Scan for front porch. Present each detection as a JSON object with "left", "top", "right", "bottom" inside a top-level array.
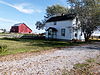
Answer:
[{"left": 46, "top": 27, "right": 58, "bottom": 39}]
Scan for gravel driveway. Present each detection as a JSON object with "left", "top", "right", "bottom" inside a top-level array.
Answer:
[{"left": 0, "top": 42, "right": 100, "bottom": 75}]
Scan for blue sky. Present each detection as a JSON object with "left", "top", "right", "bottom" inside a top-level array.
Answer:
[{"left": 0, "top": 0, "right": 68, "bottom": 33}]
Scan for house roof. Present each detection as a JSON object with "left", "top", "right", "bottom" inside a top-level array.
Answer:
[{"left": 46, "top": 14, "right": 76, "bottom": 22}]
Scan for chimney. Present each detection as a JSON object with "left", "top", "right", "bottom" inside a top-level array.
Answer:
[{"left": 61, "top": 13, "right": 64, "bottom": 16}]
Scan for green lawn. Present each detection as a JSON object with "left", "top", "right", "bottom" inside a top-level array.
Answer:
[{"left": 0, "top": 38, "right": 74, "bottom": 56}]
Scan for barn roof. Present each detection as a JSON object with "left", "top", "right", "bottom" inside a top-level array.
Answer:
[
  {"left": 46, "top": 14, "right": 76, "bottom": 22},
  {"left": 13, "top": 23, "right": 32, "bottom": 31},
  {"left": 14, "top": 23, "right": 24, "bottom": 26}
]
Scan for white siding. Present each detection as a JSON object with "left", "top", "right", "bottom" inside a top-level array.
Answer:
[{"left": 45, "top": 19, "right": 85, "bottom": 40}]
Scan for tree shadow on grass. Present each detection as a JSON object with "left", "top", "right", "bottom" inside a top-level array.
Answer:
[
  {"left": 85, "top": 42, "right": 100, "bottom": 51},
  {"left": 0, "top": 38, "right": 73, "bottom": 48},
  {"left": 0, "top": 38, "right": 39, "bottom": 43},
  {"left": 28, "top": 41, "right": 73, "bottom": 48},
  {"left": 86, "top": 46, "right": 100, "bottom": 51}
]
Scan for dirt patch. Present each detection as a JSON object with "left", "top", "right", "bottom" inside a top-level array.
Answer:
[
  {"left": 0, "top": 43, "right": 88, "bottom": 62},
  {"left": 0, "top": 49, "right": 57, "bottom": 62},
  {"left": 63, "top": 55, "right": 100, "bottom": 75}
]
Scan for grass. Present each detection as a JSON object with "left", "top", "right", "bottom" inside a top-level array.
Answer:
[
  {"left": 74, "top": 63, "right": 89, "bottom": 69},
  {"left": 89, "top": 38, "right": 100, "bottom": 42},
  {"left": 0, "top": 38, "right": 81, "bottom": 56},
  {"left": 0, "top": 44, "right": 7, "bottom": 53},
  {"left": 86, "top": 58, "right": 95, "bottom": 63}
]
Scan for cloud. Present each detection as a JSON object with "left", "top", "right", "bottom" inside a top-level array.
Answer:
[
  {"left": 0, "top": 17, "right": 19, "bottom": 23},
  {"left": 12, "top": 3, "right": 35, "bottom": 14},
  {"left": 0, "top": 0, "right": 41, "bottom": 14}
]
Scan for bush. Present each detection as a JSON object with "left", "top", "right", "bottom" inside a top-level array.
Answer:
[{"left": 0, "top": 44, "right": 7, "bottom": 53}]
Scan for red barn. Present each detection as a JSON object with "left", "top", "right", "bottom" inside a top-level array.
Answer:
[{"left": 10, "top": 23, "right": 32, "bottom": 33}]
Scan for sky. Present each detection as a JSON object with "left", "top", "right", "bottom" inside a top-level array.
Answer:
[{"left": 0, "top": 0, "right": 68, "bottom": 33}]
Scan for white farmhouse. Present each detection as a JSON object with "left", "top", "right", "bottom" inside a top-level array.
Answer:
[{"left": 45, "top": 14, "right": 84, "bottom": 41}]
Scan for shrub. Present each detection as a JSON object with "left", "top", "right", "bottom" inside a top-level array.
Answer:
[{"left": 0, "top": 44, "right": 7, "bottom": 53}]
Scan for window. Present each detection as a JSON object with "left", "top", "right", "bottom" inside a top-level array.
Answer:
[
  {"left": 54, "top": 22, "right": 56, "bottom": 25},
  {"left": 75, "top": 33, "right": 77, "bottom": 37},
  {"left": 48, "top": 29, "right": 52, "bottom": 35},
  {"left": 61, "top": 29, "right": 65, "bottom": 36}
]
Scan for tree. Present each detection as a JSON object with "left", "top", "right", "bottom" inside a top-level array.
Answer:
[
  {"left": 35, "top": 4, "right": 69, "bottom": 30},
  {"left": 35, "top": 21, "right": 45, "bottom": 30},
  {"left": 67, "top": 0, "right": 100, "bottom": 42},
  {"left": 46, "top": 4, "right": 68, "bottom": 18}
]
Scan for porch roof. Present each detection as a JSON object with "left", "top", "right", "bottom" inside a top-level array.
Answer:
[{"left": 46, "top": 27, "right": 58, "bottom": 31}]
